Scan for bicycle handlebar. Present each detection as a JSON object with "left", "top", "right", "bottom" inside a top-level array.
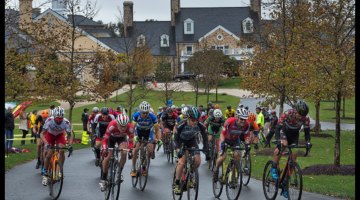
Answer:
[{"left": 49, "top": 146, "right": 73, "bottom": 157}]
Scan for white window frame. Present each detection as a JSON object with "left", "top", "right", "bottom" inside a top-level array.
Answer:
[
  {"left": 184, "top": 18, "right": 194, "bottom": 34},
  {"left": 185, "top": 45, "right": 193, "bottom": 55},
  {"left": 137, "top": 34, "right": 146, "bottom": 47},
  {"left": 160, "top": 34, "right": 169, "bottom": 47},
  {"left": 242, "top": 17, "right": 254, "bottom": 33}
]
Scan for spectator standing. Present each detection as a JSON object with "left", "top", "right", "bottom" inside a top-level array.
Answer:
[
  {"left": 265, "top": 110, "right": 278, "bottom": 147},
  {"left": 81, "top": 108, "right": 89, "bottom": 133},
  {"left": 19, "top": 110, "right": 29, "bottom": 146},
  {"left": 262, "top": 107, "right": 271, "bottom": 138},
  {"left": 5, "top": 107, "right": 15, "bottom": 152},
  {"left": 29, "top": 110, "right": 37, "bottom": 144}
]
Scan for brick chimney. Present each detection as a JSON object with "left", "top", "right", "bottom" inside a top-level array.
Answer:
[
  {"left": 171, "top": 0, "right": 180, "bottom": 26},
  {"left": 250, "top": 0, "right": 261, "bottom": 20},
  {"left": 123, "top": 1, "right": 133, "bottom": 37},
  {"left": 19, "top": 0, "right": 33, "bottom": 30}
]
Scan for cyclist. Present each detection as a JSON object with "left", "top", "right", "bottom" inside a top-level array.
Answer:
[
  {"left": 33, "top": 109, "right": 49, "bottom": 170},
  {"left": 93, "top": 107, "right": 115, "bottom": 166},
  {"left": 213, "top": 107, "right": 250, "bottom": 182},
  {"left": 177, "top": 105, "right": 190, "bottom": 123},
  {"left": 173, "top": 106, "right": 210, "bottom": 195},
  {"left": 206, "top": 102, "right": 215, "bottom": 117},
  {"left": 40, "top": 107, "right": 73, "bottom": 186},
  {"left": 87, "top": 107, "right": 99, "bottom": 147},
  {"left": 265, "top": 110, "right": 278, "bottom": 147},
  {"left": 205, "top": 109, "right": 226, "bottom": 154},
  {"left": 161, "top": 107, "right": 178, "bottom": 149},
  {"left": 255, "top": 106, "right": 264, "bottom": 149},
  {"left": 99, "top": 113, "right": 134, "bottom": 191},
  {"left": 130, "top": 101, "right": 161, "bottom": 177},
  {"left": 225, "top": 105, "right": 235, "bottom": 119},
  {"left": 270, "top": 101, "right": 310, "bottom": 198},
  {"left": 248, "top": 111, "right": 260, "bottom": 149}
]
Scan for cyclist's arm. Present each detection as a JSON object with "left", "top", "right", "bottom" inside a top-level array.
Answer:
[
  {"left": 40, "top": 129, "right": 47, "bottom": 145},
  {"left": 153, "top": 123, "right": 161, "bottom": 140}
]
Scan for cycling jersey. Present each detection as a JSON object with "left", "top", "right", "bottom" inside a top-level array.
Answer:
[
  {"left": 94, "top": 113, "right": 115, "bottom": 138},
  {"left": 277, "top": 109, "right": 310, "bottom": 131},
  {"left": 34, "top": 115, "right": 47, "bottom": 134},
  {"left": 87, "top": 112, "right": 98, "bottom": 132},
  {"left": 132, "top": 111, "right": 158, "bottom": 131},
  {"left": 222, "top": 117, "right": 250, "bottom": 141},
  {"left": 43, "top": 117, "right": 71, "bottom": 146},
  {"left": 174, "top": 120, "right": 208, "bottom": 151},
  {"left": 225, "top": 108, "right": 235, "bottom": 118},
  {"left": 102, "top": 120, "right": 134, "bottom": 149},
  {"left": 256, "top": 112, "right": 265, "bottom": 128},
  {"left": 161, "top": 112, "right": 178, "bottom": 129},
  {"left": 205, "top": 116, "right": 226, "bottom": 132}
]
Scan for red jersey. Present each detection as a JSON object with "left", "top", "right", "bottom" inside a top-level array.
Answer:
[
  {"left": 102, "top": 120, "right": 134, "bottom": 149},
  {"left": 221, "top": 117, "right": 250, "bottom": 140},
  {"left": 278, "top": 109, "right": 310, "bottom": 131},
  {"left": 88, "top": 112, "right": 97, "bottom": 125}
]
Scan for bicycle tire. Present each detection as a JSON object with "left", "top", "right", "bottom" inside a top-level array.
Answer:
[
  {"left": 104, "top": 160, "right": 113, "bottom": 200},
  {"left": 225, "top": 162, "right": 242, "bottom": 200},
  {"left": 187, "top": 168, "right": 199, "bottom": 200},
  {"left": 288, "top": 162, "right": 303, "bottom": 200},
  {"left": 139, "top": 148, "right": 150, "bottom": 191},
  {"left": 241, "top": 151, "right": 251, "bottom": 186},
  {"left": 208, "top": 138, "right": 215, "bottom": 170},
  {"left": 131, "top": 150, "right": 140, "bottom": 187},
  {"left": 49, "top": 160, "right": 63, "bottom": 200},
  {"left": 212, "top": 163, "right": 223, "bottom": 198},
  {"left": 262, "top": 160, "right": 279, "bottom": 200},
  {"left": 169, "top": 139, "right": 174, "bottom": 164},
  {"left": 211, "top": 148, "right": 217, "bottom": 172},
  {"left": 172, "top": 167, "right": 183, "bottom": 200},
  {"left": 114, "top": 164, "right": 122, "bottom": 200}
]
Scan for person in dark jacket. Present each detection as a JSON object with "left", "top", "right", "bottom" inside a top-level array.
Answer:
[
  {"left": 5, "top": 107, "right": 15, "bottom": 152},
  {"left": 265, "top": 110, "right": 278, "bottom": 147},
  {"left": 81, "top": 108, "right": 89, "bottom": 133}
]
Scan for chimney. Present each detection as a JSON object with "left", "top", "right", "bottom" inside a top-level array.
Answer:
[
  {"left": 171, "top": 0, "right": 180, "bottom": 26},
  {"left": 250, "top": 0, "right": 261, "bottom": 20},
  {"left": 32, "top": 7, "right": 41, "bottom": 18},
  {"left": 123, "top": 1, "right": 133, "bottom": 37},
  {"left": 19, "top": 0, "right": 33, "bottom": 30}
]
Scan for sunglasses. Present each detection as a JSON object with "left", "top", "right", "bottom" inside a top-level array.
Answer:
[
  {"left": 141, "top": 111, "right": 149, "bottom": 115},
  {"left": 54, "top": 117, "right": 64, "bottom": 123}
]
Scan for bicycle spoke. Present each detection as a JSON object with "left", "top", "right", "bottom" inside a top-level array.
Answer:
[
  {"left": 225, "top": 164, "right": 242, "bottom": 200},
  {"left": 288, "top": 162, "right": 303, "bottom": 200},
  {"left": 49, "top": 160, "right": 63, "bottom": 200},
  {"left": 262, "top": 160, "right": 278, "bottom": 200}
]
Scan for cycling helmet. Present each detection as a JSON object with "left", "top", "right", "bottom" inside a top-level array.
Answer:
[
  {"left": 41, "top": 109, "right": 49, "bottom": 118},
  {"left": 54, "top": 107, "right": 65, "bottom": 118},
  {"left": 181, "top": 104, "right": 186, "bottom": 108},
  {"left": 271, "top": 110, "right": 276, "bottom": 115},
  {"left": 188, "top": 106, "right": 200, "bottom": 120},
  {"left": 116, "top": 113, "right": 129, "bottom": 126},
  {"left": 139, "top": 101, "right": 151, "bottom": 112},
  {"left": 181, "top": 106, "right": 189, "bottom": 115},
  {"left": 117, "top": 105, "right": 123, "bottom": 111},
  {"left": 236, "top": 107, "right": 248, "bottom": 119},
  {"left": 209, "top": 109, "right": 214, "bottom": 116},
  {"left": 100, "top": 107, "right": 109, "bottom": 115},
  {"left": 150, "top": 108, "right": 154, "bottom": 113},
  {"left": 213, "top": 109, "right": 223, "bottom": 118},
  {"left": 227, "top": 105, "right": 231, "bottom": 109},
  {"left": 244, "top": 106, "right": 249, "bottom": 111},
  {"left": 295, "top": 100, "right": 309, "bottom": 116},
  {"left": 208, "top": 101, "right": 212, "bottom": 106},
  {"left": 171, "top": 105, "right": 176, "bottom": 109},
  {"left": 248, "top": 112, "right": 256, "bottom": 122},
  {"left": 92, "top": 107, "right": 99, "bottom": 113},
  {"left": 49, "top": 109, "right": 55, "bottom": 117},
  {"left": 166, "top": 107, "right": 173, "bottom": 113}
]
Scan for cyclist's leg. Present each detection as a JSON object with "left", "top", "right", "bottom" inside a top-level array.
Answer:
[
  {"left": 36, "top": 132, "right": 43, "bottom": 168},
  {"left": 148, "top": 130, "right": 155, "bottom": 159},
  {"left": 131, "top": 141, "right": 140, "bottom": 171},
  {"left": 118, "top": 138, "right": 128, "bottom": 169},
  {"left": 215, "top": 127, "right": 222, "bottom": 152},
  {"left": 57, "top": 133, "right": 67, "bottom": 165}
]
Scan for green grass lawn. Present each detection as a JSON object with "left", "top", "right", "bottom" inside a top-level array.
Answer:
[
  {"left": 217, "top": 77, "right": 241, "bottom": 89},
  {"left": 249, "top": 130, "right": 355, "bottom": 200}
]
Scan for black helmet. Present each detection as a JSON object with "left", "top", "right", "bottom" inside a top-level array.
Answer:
[
  {"left": 295, "top": 100, "right": 309, "bottom": 116},
  {"left": 227, "top": 105, "right": 231, "bottom": 109},
  {"left": 188, "top": 106, "right": 200, "bottom": 120},
  {"left": 208, "top": 101, "right": 212, "bottom": 106},
  {"left": 166, "top": 107, "right": 173, "bottom": 113},
  {"left": 100, "top": 107, "right": 109, "bottom": 115},
  {"left": 117, "top": 105, "right": 123, "bottom": 110}
]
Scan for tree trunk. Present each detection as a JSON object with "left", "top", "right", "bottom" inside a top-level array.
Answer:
[
  {"left": 279, "top": 94, "right": 285, "bottom": 114},
  {"left": 342, "top": 96, "right": 345, "bottom": 118},
  {"left": 334, "top": 90, "right": 341, "bottom": 166},
  {"left": 215, "top": 86, "right": 218, "bottom": 102},
  {"left": 315, "top": 100, "right": 321, "bottom": 134}
]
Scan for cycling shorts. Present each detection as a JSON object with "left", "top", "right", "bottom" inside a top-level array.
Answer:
[
  {"left": 46, "top": 133, "right": 66, "bottom": 146},
  {"left": 208, "top": 126, "right": 222, "bottom": 139},
  {"left": 136, "top": 128, "right": 154, "bottom": 142},
  {"left": 108, "top": 135, "right": 127, "bottom": 148}
]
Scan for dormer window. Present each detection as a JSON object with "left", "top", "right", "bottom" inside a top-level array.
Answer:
[
  {"left": 184, "top": 18, "right": 194, "bottom": 34},
  {"left": 160, "top": 34, "right": 169, "bottom": 47},
  {"left": 242, "top": 17, "right": 254, "bottom": 33},
  {"left": 137, "top": 34, "right": 146, "bottom": 47}
]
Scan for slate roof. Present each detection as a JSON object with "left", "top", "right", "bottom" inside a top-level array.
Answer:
[
  {"left": 175, "top": 7, "right": 260, "bottom": 43},
  {"left": 67, "top": 15, "right": 104, "bottom": 27},
  {"left": 97, "top": 37, "right": 133, "bottom": 53}
]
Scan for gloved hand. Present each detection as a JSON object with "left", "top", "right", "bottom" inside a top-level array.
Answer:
[
  {"left": 128, "top": 150, "right": 133, "bottom": 160},
  {"left": 134, "top": 136, "right": 138, "bottom": 143},
  {"left": 101, "top": 148, "right": 108, "bottom": 158},
  {"left": 177, "top": 149, "right": 184, "bottom": 159}
]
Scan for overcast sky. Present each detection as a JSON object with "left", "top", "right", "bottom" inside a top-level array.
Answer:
[{"left": 8, "top": 0, "right": 270, "bottom": 24}]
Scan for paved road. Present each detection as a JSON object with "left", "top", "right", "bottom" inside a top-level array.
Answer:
[{"left": 5, "top": 147, "right": 345, "bottom": 200}]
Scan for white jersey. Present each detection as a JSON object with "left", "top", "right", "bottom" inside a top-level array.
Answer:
[{"left": 43, "top": 117, "right": 71, "bottom": 136}]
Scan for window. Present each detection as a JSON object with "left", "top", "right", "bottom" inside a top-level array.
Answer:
[
  {"left": 217, "top": 34, "right": 223, "bottom": 40},
  {"left": 137, "top": 34, "right": 146, "bottom": 47},
  {"left": 186, "top": 46, "right": 193, "bottom": 55},
  {"left": 184, "top": 18, "right": 194, "bottom": 34},
  {"left": 242, "top": 17, "right": 254, "bottom": 33},
  {"left": 160, "top": 34, "right": 169, "bottom": 47}
]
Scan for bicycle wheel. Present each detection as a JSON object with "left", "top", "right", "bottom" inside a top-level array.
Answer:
[
  {"left": 288, "top": 162, "right": 303, "bottom": 200},
  {"left": 169, "top": 139, "right": 174, "bottom": 164},
  {"left": 49, "top": 161, "right": 63, "bottom": 200},
  {"left": 139, "top": 149, "right": 150, "bottom": 191},
  {"left": 104, "top": 160, "right": 113, "bottom": 200},
  {"left": 211, "top": 148, "right": 217, "bottom": 172},
  {"left": 208, "top": 139, "right": 215, "bottom": 170},
  {"left": 131, "top": 151, "right": 140, "bottom": 187},
  {"left": 187, "top": 168, "right": 199, "bottom": 200},
  {"left": 225, "top": 162, "right": 242, "bottom": 200},
  {"left": 172, "top": 166, "right": 183, "bottom": 200},
  {"left": 114, "top": 163, "right": 122, "bottom": 200},
  {"left": 241, "top": 151, "right": 251, "bottom": 186},
  {"left": 262, "top": 160, "right": 279, "bottom": 200},
  {"left": 212, "top": 163, "right": 224, "bottom": 198},
  {"left": 167, "top": 136, "right": 171, "bottom": 163}
]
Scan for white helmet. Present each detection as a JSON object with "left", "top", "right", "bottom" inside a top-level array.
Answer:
[
  {"left": 54, "top": 106, "right": 65, "bottom": 118},
  {"left": 139, "top": 101, "right": 151, "bottom": 112},
  {"left": 213, "top": 109, "right": 223, "bottom": 118},
  {"left": 171, "top": 105, "right": 176, "bottom": 109},
  {"left": 181, "top": 106, "right": 189, "bottom": 115},
  {"left": 181, "top": 104, "right": 186, "bottom": 108},
  {"left": 236, "top": 107, "right": 248, "bottom": 119},
  {"left": 92, "top": 107, "right": 99, "bottom": 113},
  {"left": 116, "top": 113, "right": 129, "bottom": 126},
  {"left": 49, "top": 109, "right": 56, "bottom": 117}
]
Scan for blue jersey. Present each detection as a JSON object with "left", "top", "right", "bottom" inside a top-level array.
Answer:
[{"left": 132, "top": 111, "right": 158, "bottom": 131}]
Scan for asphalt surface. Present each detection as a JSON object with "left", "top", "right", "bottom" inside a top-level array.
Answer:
[{"left": 5, "top": 147, "right": 345, "bottom": 200}]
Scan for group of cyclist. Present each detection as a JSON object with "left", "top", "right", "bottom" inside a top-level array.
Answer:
[{"left": 32, "top": 98, "right": 312, "bottom": 199}]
